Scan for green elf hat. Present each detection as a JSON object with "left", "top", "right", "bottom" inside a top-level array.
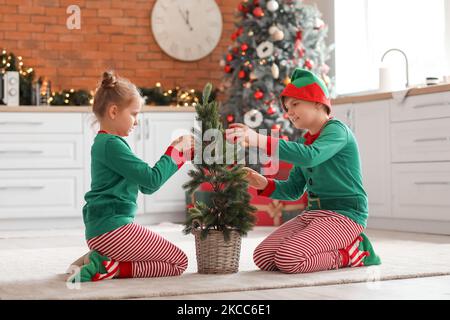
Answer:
[{"left": 280, "top": 68, "right": 331, "bottom": 114}]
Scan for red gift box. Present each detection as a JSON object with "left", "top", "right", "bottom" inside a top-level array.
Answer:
[{"left": 251, "top": 160, "right": 307, "bottom": 226}]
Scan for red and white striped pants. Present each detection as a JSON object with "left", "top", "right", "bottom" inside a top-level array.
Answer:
[
  {"left": 253, "top": 210, "right": 364, "bottom": 274},
  {"left": 87, "top": 223, "right": 188, "bottom": 278}
]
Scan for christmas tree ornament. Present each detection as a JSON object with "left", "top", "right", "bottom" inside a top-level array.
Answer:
[
  {"left": 253, "top": 6, "right": 264, "bottom": 18},
  {"left": 271, "top": 29, "right": 284, "bottom": 41},
  {"left": 266, "top": 0, "right": 279, "bottom": 12},
  {"left": 243, "top": 82, "right": 252, "bottom": 89},
  {"left": 238, "top": 70, "right": 247, "bottom": 79},
  {"left": 219, "top": 59, "right": 226, "bottom": 67},
  {"left": 240, "top": 43, "right": 249, "bottom": 51},
  {"left": 248, "top": 30, "right": 254, "bottom": 36},
  {"left": 254, "top": 90, "right": 264, "bottom": 100},
  {"left": 271, "top": 63, "right": 280, "bottom": 79},
  {"left": 266, "top": 105, "right": 276, "bottom": 115},
  {"left": 244, "top": 109, "right": 264, "bottom": 128},
  {"left": 256, "top": 41, "right": 274, "bottom": 58},
  {"left": 224, "top": 65, "right": 232, "bottom": 73},
  {"left": 268, "top": 25, "right": 280, "bottom": 35},
  {"left": 226, "top": 54, "right": 233, "bottom": 62},
  {"left": 249, "top": 72, "right": 258, "bottom": 80},
  {"left": 304, "top": 59, "right": 313, "bottom": 69},
  {"left": 226, "top": 114, "right": 235, "bottom": 123}
]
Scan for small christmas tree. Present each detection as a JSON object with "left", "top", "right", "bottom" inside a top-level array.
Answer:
[
  {"left": 183, "top": 83, "right": 256, "bottom": 242},
  {"left": 220, "top": 0, "right": 334, "bottom": 141}
]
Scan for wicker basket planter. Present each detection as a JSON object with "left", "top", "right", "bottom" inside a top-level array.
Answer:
[{"left": 191, "top": 224, "right": 242, "bottom": 274}]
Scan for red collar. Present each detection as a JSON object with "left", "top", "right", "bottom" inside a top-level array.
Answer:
[
  {"left": 303, "top": 117, "right": 333, "bottom": 145},
  {"left": 98, "top": 130, "right": 109, "bottom": 134}
]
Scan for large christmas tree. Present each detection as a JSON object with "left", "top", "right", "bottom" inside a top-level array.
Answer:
[{"left": 220, "top": 0, "right": 334, "bottom": 141}]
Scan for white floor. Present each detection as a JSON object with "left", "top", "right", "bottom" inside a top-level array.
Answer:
[
  {"left": 1, "top": 224, "right": 450, "bottom": 300},
  {"left": 141, "top": 275, "right": 450, "bottom": 300}
]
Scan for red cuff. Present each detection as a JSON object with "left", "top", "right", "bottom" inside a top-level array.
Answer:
[
  {"left": 266, "top": 135, "right": 279, "bottom": 157},
  {"left": 118, "top": 261, "right": 132, "bottom": 278},
  {"left": 257, "top": 178, "right": 276, "bottom": 197},
  {"left": 164, "top": 146, "right": 187, "bottom": 169}
]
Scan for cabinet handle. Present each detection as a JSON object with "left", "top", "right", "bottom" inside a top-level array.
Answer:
[
  {"left": 145, "top": 119, "right": 150, "bottom": 140},
  {"left": 412, "top": 102, "right": 450, "bottom": 109},
  {"left": 0, "top": 186, "right": 45, "bottom": 190},
  {"left": 0, "top": 150, "right": 44, "bottom": 154},
  {"left": 0, "top": 121, "right": 44, "bottom": 125},
  {"left": 413, "top": 137, "right": 447, "bottom": 143},
  {"left": 414, "top": 181, "right": 450, "bottom": 185}
]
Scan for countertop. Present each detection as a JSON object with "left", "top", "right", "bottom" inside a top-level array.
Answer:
[{"left": 1, "top": 83, "right": 449, "bottom": 112}]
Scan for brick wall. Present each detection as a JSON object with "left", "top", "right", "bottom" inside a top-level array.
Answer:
[{"left": 0, "top": 0, "right": 240, "bottom": 92}]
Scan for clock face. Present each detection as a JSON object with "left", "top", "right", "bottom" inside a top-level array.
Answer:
[{"left": 151, "top": 0, "right": 223, "bottom": 61}]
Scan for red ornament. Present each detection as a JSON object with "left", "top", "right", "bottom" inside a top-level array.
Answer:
[
  {"left": 238, "top": 3, "right": 249, "bottom": 13},
  {"left": 227, "top": 114, "right": 235, "bottom": 123},
  {"left": 224, "top": 65, "right": 232, "bottom": 73},
  {"left": 267, "top": 106, "right": 275, "bottom": 115},
  {"left": 231, "top": 32, "right": 238, "bottom": 41},
  {"left": 304, "top": 59, "right": 313, "bottom": 69},
  {"left": 254, "top": 90, "right": 264, "bottom": 100},
  {"left": 233, "top": 47, "right": 239, "bottom": 54},
  {"left": 237, "top": 27, "right": 244, "bottom": 36},
  {"left": 238, "top": 70, "right": 247, "bottom": 79},
  {"left": 253, "top": 6, "right": 264, "bottom": 17},
  {"left": 272, "top": 124, "right": 281, "bottom": 130},
  {"left": 226, "top": 54, "right": 233, "bottom": 62},
  {"left": 240, "top": 43, "right": 249, "bottom": 51}
]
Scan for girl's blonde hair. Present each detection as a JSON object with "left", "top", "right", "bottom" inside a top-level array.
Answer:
[{"left": 92, "top": 70, "right": 143, "bottom": 118}]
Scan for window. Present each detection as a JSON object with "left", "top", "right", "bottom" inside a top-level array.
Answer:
[{"left": 334, "top": 0, "right": 448, "bottom": 95}]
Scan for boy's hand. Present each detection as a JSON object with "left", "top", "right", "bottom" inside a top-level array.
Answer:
[
  {"left": 225, "top": 123, "right": 261, "bottom": 148},
  {"left": 242, "top": 167, "right": 268, "bottom": 190},
  {"left": 171, "top": 134, "right": 194, "bottom": 159}
]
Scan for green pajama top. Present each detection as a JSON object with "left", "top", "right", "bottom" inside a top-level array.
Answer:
[
  {"left": 83, "top": 133, "right": 186, "bottom": 240},
  {"left": 261, "top": 118, "right": 368, "bottom": 227}
]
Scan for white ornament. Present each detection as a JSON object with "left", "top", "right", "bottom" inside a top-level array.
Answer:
[
  {"left": 249, "top": 72, "right": 257, "bottom": 80},
  {"left": 267, "top": 0, "right": 279, "bottom": 12},
  {"left": 219, "top": 59, "right": 226, "bottom": 67},
  {"left": 244, "top": 109, "right": 264, "bottom": 128},
  {"left": 268, "top": 25, "right": 280, "bottom": 35},
  {"left": 271, "top": 30, "right": 284, "bottom": 41},
  {"left": 256, "top": 41, "right": 274, "bottom": 59},
  {"left": 271, "top": 63, "right": 280, "bottom": 79}
]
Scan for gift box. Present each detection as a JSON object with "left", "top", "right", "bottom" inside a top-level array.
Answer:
[{"left": 252, "top": 160, "right": 308, "bottom": 226}]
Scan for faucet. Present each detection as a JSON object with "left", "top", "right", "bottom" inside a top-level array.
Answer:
[{"left": 381, "top": 48, "right": 410, "bottom": 88}]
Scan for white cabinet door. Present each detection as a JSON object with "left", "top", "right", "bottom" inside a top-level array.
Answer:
[
  {"left": 0, "top": 169, "right": 84, "bottom": 218},
  {"left": 354, "top": 100, "right": 392, "bottom": 218},
  {"left": 331, "top": 103, "right": 355, "bottom": 132},
  {"left": 391, "top": 118, "right": 450, "bottom": 163},
  {"left": 392, "top": 163, "right": 450, "bottom": 222},
  {"left": 142, "top": 112, "right": 196, "bottom": 215}
]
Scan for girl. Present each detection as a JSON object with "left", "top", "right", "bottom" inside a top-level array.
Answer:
[
  {"left": 225, "top": 68, "right": 381, "bottom": 274},
  {"left": 67, "top": 71, "right": 194, "bottom": 283}
]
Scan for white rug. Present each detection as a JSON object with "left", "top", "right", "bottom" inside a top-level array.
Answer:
[{"left": 1, "top": 224, "right": 450, "bottom": 300}]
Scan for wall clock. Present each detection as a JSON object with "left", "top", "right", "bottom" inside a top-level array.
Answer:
[{"left": 151, "top": 0, "right": 223, "bottom": 61}]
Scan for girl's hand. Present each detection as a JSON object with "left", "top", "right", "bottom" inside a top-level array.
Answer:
[
  {"left": 242, "top": 167, "right": 268, "bottom": 190},
  {"left": 225, "top": 123, "right": 261, "bottom": 148},
  {"left": 171, "top": 134, "right": 194, "bottom": 157}
]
